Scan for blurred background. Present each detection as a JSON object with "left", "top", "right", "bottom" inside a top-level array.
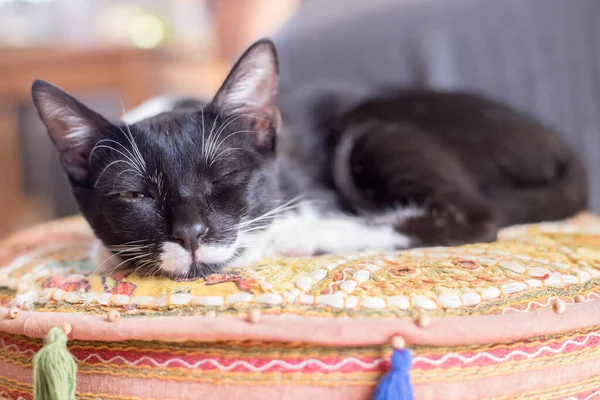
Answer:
[
  {"left": 1, "top": 0, "right": 599, "bottom": 237},
  {"left": 0, "top": 0, "right": 298, "bottom": 237}
]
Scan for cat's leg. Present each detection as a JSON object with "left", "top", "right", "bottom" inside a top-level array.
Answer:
[
  {"left": 385, "top": 165, "right": 500, "bottom": 246},
  {"left": 366, "top": 164, "right": 499, "bottom": 247},
  {"left": 233, "top": 196, "right": 494, "bottom": 262},
  {"left": 344, "top": 123, "right": 499, "bottom": 247},
  {"left": 257, "top": 206, "right": 423, "bottom": 257},
  {"left": 395, "top": 191, "right": 498, "bottom": 247}
]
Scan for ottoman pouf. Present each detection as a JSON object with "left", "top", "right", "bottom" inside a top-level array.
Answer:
[{"left": 1, "top": 214, "right": 600, "bottom": 399}]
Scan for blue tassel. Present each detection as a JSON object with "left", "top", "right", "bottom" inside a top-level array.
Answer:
[{"left": 372, "top": 347, "right": 414, "bottom": 400}]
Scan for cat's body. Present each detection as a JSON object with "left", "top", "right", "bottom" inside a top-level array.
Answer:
[
  {"left": 127, "top": 85, "right": 588, "bottom": 253},
  {"left": 279, "top": 86, "right": 588, "bottom": 245},
  {"left": 32, "top": 39, "right": 588, "bottom": 278},
  {"left": 121, "top": 94, "right": 421, "bottom": 265}
]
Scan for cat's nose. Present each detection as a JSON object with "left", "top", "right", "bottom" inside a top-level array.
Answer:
[{"left": 172, "top": 223, "right": 208, "bottom": 253}]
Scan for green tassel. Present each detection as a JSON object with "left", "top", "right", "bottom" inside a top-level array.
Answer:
[{"left": 33, "top": 327, "right": 77, "bottom": 400}]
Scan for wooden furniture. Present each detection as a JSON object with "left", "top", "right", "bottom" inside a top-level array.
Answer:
[{"left": 211, "top": 0, "right": 299, "bottom": 61}]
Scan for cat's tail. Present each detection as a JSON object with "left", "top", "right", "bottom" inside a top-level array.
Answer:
[
  {"left": 333, "top": 123, "right": 590, "bottom": 226},
  {"left": 332, "top": 122, "right": 378, "bottom": 211},
  {"left": 491, "top": 156, "right": 589, "bottom": 226}
]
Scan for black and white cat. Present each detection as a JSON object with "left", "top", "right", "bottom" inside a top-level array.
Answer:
[{"left": 32, "top": 39, "right": 588, "bottom": 278}]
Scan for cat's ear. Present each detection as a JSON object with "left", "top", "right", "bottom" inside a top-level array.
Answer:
[
  {"left": 32, "top": 80, "right": 111, "bottom": 185},
  {"left": 212, "top": 39, "right": 280, "bottom": 148}
]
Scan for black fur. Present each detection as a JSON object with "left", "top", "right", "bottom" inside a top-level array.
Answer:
[
  {"left": 281, "top": 86, "right": 589, "bottom": 246},
  {"left": 31, "top": 39, "right": 589, "bottom": 278},
  {"left": 32, "top": 40, "right": 281, "bottom": 277}
]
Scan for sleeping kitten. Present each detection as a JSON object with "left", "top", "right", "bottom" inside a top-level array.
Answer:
[{"left": 32, "top": 39, "right": 588, "bottom": 278}]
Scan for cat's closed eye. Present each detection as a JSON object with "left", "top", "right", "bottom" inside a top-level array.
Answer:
[
  {"left": 212, "top": 170, "right": 241, "bottom": 185},
  {"left": 119, "top": 191, "right": 151, "bottom": 199}
]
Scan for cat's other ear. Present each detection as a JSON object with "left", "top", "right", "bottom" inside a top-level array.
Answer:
[
  {"left": 31, "top": 79, "right": 111, "bottom": 185},
  {"left": 212, "top": 39, "right": 280, "bottom": 148}
]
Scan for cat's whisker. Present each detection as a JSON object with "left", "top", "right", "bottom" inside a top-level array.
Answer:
[
  {"left": 213, "top": 113, "right": 273, "bottom": 145},
  {"left": 107, "top": 246, "right": 150, "bottom": 253},
  {"left": 209, "top": 143, "right": 262, "bottom": 167},
  {"left": 93, "top": 247, "right": 140, "bottom": 275},
  {"left": 205, "top": 113, "right": 251, "bottom": 161},
  {"left": 134, "top": 257, "right": 157, "bottom": 267},
  {"left": 232, "top": 205, "right": 307, "bottom": 232},
  {"left": 105, "top": 253, "right": 147, "bottom": 277},
  {"left": 106, "top": 244, "right": 149, "bottom": 249},
  {"left": 90, "top": 139, "right": 137, "bottom": 166},
  {"left": 116, "top": 126, "right": 147, "bottom": 172},
  {"left": 234, "top": 196, "right": 308, "bottom": 230},
  {"left": 94, "top": 159, "right": 143, "bottom": 188},
  {"left": 104, "top": 251, "right": 146, "bottom": 261},
  {"left": 142, "top": 263, "right": 160, "bottom": 278},
  {"left": 230, "top": 221, "right": 276, "bottom": 235},
  {"left": 229, "top": 216, "right": 280, "bottom": 231},
  {"left": 107, "top": 245, "right": 151, "bottom": 250},
  {"left": 119, "top": 99, "right": 147, "bottom": 169},
  {"left": 206, "top": 198, "right": 219, "bottom": 212},
  {"left": 111, "top": 168, "right": 143, "bottom": 191},
  {"left": 133, "top": 257, "right": 159, "bottom": 276},
  {"left": 106, "top": 243, "right": 151, "bottom": 250},
  {"left": 111, "top": 239, "right": 150, "bottom": 244},
  {"left": 149, "top": 264, "right": 163, "bottom": 278},
  {"left": 235, "top": 224, "right": 272, "bottom": 235},
  {"left": 206, "top": 112, "right": 274, "bottom": 162},
  {"left": 208, "top": 129, "right": 261, "bottom": 163},
  {"left": 205, "top": 263, "right": 220, "bottom": 277},
  {"left": 200, "top": 106, "right": 206, "bottom": 162},
  {"left": 89, "top": 145, "right": 143, "bottom": 174},
  {"left": 236, "top": 204, "right": 250, "bottom": 216},
  {"left": 202, "top": 112, "right": 226, "bottom": 160},
  {"left": 236, "top": 209, "right": 291, "bottom": 229},
  {"left": 126, "top": 131, "right": 146, "bottom": 169},
  {"left": 239, "top": 195, "right": 306, "bottom": 220},
  {"left": 104, "top": 240, "right": 151, "bottom": 257},
  {"left": 204, "top": 113, "right": 223, "bottom": 161}
]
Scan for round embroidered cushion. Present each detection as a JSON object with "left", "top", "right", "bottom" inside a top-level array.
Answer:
[{"left": 1, "top": 214, "right": 600, "bottom": 400}]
